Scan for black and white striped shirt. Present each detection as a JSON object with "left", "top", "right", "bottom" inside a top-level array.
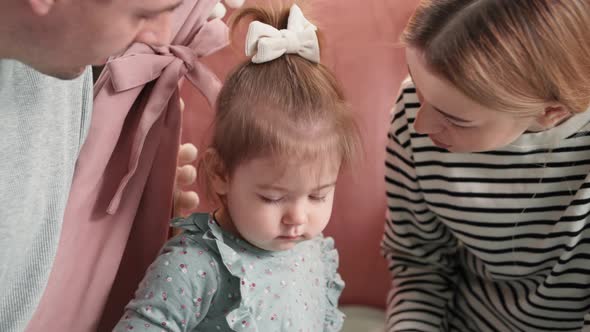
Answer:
[{"left": 382, "top": 77, "right": 590, "bottom": 332}]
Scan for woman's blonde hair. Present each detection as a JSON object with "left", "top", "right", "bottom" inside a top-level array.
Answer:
[
  {"left": 201, "top": 2, "right": 361, "bottom": 196},
  {"left": 403, "top": 0, "right": 590, "bottom": 114}
]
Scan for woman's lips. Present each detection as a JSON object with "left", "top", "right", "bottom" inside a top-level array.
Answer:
[{"left": 430, "top": 136, "right": 451, "bottom": 149}]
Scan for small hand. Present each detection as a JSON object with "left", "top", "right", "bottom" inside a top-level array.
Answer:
[
  {"left": 173, "top": 98, "right": 199, "bottom": 218},
  {"left": 208, "top": 0, "right": 246, "bottom": 20}
]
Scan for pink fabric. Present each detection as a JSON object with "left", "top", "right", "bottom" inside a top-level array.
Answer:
[
  {"left": 181, "top": 0, "right": 419, "bottom": 309},
  {"left": 25, "top": 1, "right": 228, "bottom": 331}
]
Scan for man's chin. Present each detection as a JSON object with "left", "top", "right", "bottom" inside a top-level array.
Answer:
[
  {"left": 92, "top": 57, "right": 110, "bottom": 66},
  {"left": 49, "top": 66, "right": 88, "bottom": 80}
]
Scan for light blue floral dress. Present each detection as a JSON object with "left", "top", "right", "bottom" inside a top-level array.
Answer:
[{"left": 114, "top": 213, "right": 345, "bottom": 331}]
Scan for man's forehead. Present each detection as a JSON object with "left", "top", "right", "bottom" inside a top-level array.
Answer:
[
  {"left": 134, "top": 0, "right": 183, "bottom": 11},
  {"left": 105, "top": 0, "right": 181, "bottom": 11}
]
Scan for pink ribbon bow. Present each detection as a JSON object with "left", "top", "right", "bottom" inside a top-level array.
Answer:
[{"left": 103, "top": 16, "right": 227, "bottom": 214}]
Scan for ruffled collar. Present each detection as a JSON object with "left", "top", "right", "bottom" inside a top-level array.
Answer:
[
  {"left": 172, "top": 212, "right": 292, "bottom": 257},
  {"left": 171, "top": 213, "right": 345, "bottom": 331}
]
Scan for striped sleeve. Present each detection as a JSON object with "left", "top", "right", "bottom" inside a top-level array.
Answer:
[{"left": 381, "top": 81, "right": 459, "bottom": 331}]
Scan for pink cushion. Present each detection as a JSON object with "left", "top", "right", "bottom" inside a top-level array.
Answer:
[{"left": 180, "top": 0, "right": 419, "bottom": 309}]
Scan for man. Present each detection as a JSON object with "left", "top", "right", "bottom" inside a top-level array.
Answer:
[{"left": 0, "top": 0, "right": 198, "bottom": 330}]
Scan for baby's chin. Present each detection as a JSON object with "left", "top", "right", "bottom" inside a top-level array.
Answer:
[
  {"left": 253, "top": 238, "right": 304, "bottom": 252},
  {"left": 269, "top": 242, "right": 299, "bottom": 251}
]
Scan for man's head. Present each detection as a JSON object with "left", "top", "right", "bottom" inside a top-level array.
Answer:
[{"left": 1, "top": 0, "right": 182, "bottom": 79}]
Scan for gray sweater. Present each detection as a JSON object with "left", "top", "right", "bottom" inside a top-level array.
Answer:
[{"left": 0, "top": 60, "right": 93, "bottom": 331}]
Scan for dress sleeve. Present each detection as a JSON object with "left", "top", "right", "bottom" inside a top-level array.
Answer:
[{"left": 113, "top": 235, "right": 221, "bottom": 332}]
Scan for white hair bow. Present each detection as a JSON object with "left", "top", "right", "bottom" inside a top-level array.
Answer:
[{"left": 245, "top": 4, "right": 320, "bottom": 64}]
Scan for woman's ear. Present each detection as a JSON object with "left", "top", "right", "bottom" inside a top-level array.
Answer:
[
  {"left": 203, "top": 148, "right": 230, "bottom": 196},
  {"left": 536, "top": 104, "right": 572, "bottom": 129},
  {"left": 28, "top": 0, "right": 56, "bottom": 16}
]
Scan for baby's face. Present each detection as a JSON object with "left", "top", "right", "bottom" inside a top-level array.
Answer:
[{"left": 221, "top": 155, "right": 341, "bottom": 251}]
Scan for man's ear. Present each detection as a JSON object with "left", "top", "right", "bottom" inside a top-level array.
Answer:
[
  {"left": 536, "top": 104, "right": 572, "bottom": 129},
  {"left": 28, "top": 0, "right": 56, "bottom": 16},
  {"left": 203, "top": 148, "right": 230, "bottom": 196}
]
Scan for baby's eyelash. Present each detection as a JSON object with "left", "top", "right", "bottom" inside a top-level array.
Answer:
[
  {"left": 309, "top": 195, "right": 327, "bottom": 202},
  {"left": 259, "top": 195, "right": 283, "bottom": 204}
]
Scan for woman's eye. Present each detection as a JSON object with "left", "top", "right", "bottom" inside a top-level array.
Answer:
[{"left": 444, "top": 116, "right": 470, "bottom": 128}]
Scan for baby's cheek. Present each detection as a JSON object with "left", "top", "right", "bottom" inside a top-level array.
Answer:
[
  {"left": 315, "top": 208, "right": 333, "bottom": 230},
  {"left": 254, "top": 205, "right": 281, "bottom": 225}
]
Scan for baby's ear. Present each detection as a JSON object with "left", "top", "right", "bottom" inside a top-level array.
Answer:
[
  {"left": 28, "top": 0, "right": 56, "bottom": 16},
  {"left": 203, "top": 148, "right": 230, "bottom": 196},
  {"left": 535, "top": 104, "right": 572, "bottom": 130}
]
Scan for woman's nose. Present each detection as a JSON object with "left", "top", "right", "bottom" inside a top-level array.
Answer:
[{"left": 413, "top": 105, "right": 444, "bottom": 135}]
